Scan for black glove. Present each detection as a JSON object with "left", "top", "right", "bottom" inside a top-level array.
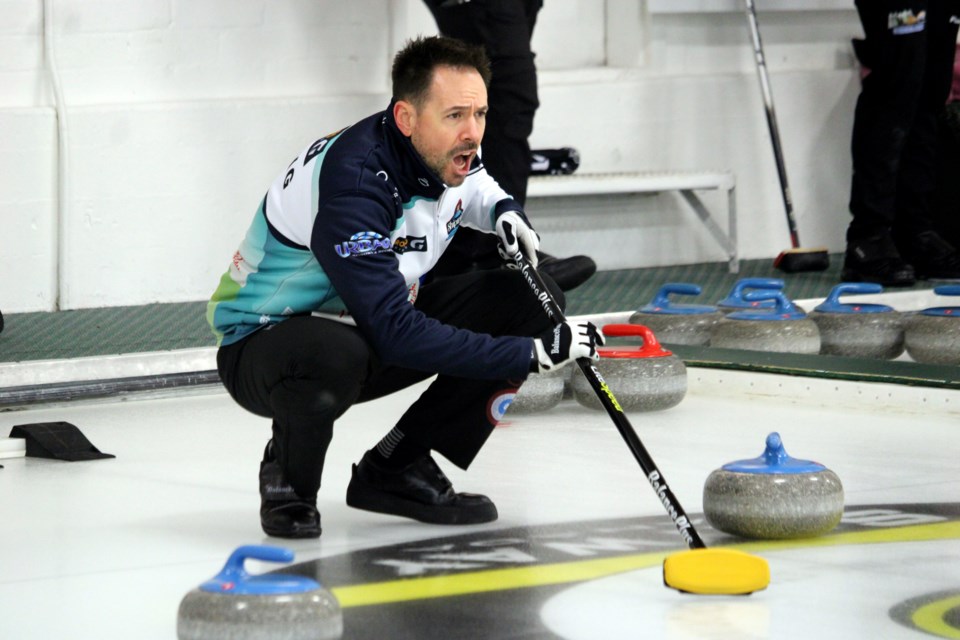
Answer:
[{"left": 531, "top": 321, "right": 604, "bottom": 373}]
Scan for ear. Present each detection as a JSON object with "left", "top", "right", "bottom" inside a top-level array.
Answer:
[{"left": 394, "top": 100, "right": 416, "bottom": 137}]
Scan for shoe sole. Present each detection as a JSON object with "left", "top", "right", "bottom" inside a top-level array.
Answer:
[
  {"left": 346, "top": 480, "right": 498, "bottom": 525},
  {"left": 917, "top": 274, "right": 960, "bottom": 283},
  {"left": 260, "top": 521, "right": 322, "bottom": 539},
  {"left": 260, "top": 505, "right": 322, "bottom": 539}
]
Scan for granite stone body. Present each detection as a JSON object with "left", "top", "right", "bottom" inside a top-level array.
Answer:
[
  {"left": 710, "top": 291, "right": 820, "bottom": 354},
  {"left": 629, "top": 282, "right": 723, "bottom": 346},
  {"left": 904, "top": 286, "right": 960, "bottom": 364},
  {"left": 811, "top": 311, "right": 904, "bottom": 359},
  {"left": 809, "top": 283, "right": 904, "bottom": 359},
  {"left": 508, "top": 367, "right": 565, "bottom": 414},
  {"left": 629, "top": 311, "right": 722, "bottom": 346},
  {"left": 178, "top": 588, "right": 342, "bottom": 640},
  {"left": 702, "top": 433, "right": 844, "bottom": 540},
  {"left": 703, "top": 468, "right": 844, "bottom": 539},
  {"left": 177, "top": 545, "right": 343, "bottom": 640},
  {"left": 572, "top": 324, "right": 686, "bottom": 412}
]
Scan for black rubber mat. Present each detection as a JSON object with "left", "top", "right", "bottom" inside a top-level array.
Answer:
[
  {"left": 669, "top": 345, "right": 960, "bottom": 390},
  {"left": 0, "top": 302, "right": 212, "bottom": 362}
]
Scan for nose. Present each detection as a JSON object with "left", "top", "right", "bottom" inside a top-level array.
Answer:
[{"left": 461, "top": 114, "right": 482, "bottom": 144}]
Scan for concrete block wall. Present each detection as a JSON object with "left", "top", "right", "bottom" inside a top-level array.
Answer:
[
  {"left": 528, "top": 8, "right": 863, "bottom": 270},
  {"left": 0, "top": 0, "right": 866, "bottom": 313}
]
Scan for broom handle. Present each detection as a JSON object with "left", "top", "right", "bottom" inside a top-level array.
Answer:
[
  {"left": 745, "top": 0, "right": 800, "bottom": 248},
  {"left": 515, "top": 250, "right": 706, "bottom": 550}
]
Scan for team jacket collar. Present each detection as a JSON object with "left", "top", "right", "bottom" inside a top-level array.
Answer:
[{"left": 383, "top": 100, "right": 447, "bottom": 200}]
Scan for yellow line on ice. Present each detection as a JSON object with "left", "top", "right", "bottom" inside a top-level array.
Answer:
[
  {"left": 330, "top": 520, "right": 960, "bottom": 608},
  {"left": 332, "top": 551, "right": 669, "bottom": 608},
  {"left": 911, "top": 595, "right": 960, "bottom": 639}
]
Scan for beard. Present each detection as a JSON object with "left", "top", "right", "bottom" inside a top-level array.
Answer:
[{"left": 411, "top": 131, "right": 476, "bottom": 186}]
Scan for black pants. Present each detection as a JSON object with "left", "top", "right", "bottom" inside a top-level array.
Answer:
[
  {"left": 426, "top": 0, "right": 543, "bottom": 277},
  {"left": 848, "top": 0, "right": 960, "bottom": 244},
  {"left": 933, "top": 100, "right": 960, "bottom": 245},
  {"left": 216, "top": 269, "right": 561, "bottom": 500}
]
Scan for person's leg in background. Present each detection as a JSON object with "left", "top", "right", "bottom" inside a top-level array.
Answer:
[
  {"left": 427, "top": 0, "right": 540, "bottom": 204},
  {"left": 892, "top": 0, "right": 960, "bottom": 280},
  {"left": 424, "top": 0, "right": 596, "bottom": 291},
  {"left": 843, "top": 0, "right": 928, "bottom": 286},
  {"left": 932, "top": 48, "right": 960, "bottom": 247},
  {"left": 932, "top": 115, "right": 960, "bottom": 247}
]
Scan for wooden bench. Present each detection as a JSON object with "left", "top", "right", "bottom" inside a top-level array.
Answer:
[{"left": 526, "top": 171, "right": 738, "bottom": 273}]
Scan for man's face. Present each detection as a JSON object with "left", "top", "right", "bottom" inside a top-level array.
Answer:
[{"left": 400, "top": 66, "right": 488, "bottom": 187}]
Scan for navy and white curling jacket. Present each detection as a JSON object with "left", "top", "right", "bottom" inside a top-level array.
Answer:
[{"left": 207, "top": 101, "right": 535, "bottom": 381}]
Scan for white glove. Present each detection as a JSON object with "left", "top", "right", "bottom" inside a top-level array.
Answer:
[
  {"left": 496, "top": 210, "right": 540, "bottom": 267},
  {"left": 532, "top": 321, "right": 604, "bottom": 373}
]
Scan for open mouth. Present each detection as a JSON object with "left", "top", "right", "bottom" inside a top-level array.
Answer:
[{"left": 451, "top": 150, "right": 475, "bottom": 175}]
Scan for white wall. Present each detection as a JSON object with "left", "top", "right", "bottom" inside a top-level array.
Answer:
[{"left": 0, "top": 0, "right": 865, "bottom": 312}]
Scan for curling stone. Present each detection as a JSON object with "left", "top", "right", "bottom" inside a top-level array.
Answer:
[
  {"left": 177, "top": 545, "right": 342, "bottom": 640},
  {"left": 703, "top": 432, "right": 844, "bottom": 539},
  {"left": 809, "top": 283, "right": 904, "bottom": 359},
  {"left": 508, "top": 366, "right": 565, "bottom": 414},
  {"left": 904, "top": 285, "right": 960, "bottom": 365},
  {"left": 571, "top": 324, "right": 686, "bottom": 412},
  {"left": 709, "top": 290, "right": 820, "bottom": 354},
  {"left": 716, "top": 278, "right": 784, "bottom": 314},
  {"left": 628, "top": 283, "right": 723, "bottom": 346}
]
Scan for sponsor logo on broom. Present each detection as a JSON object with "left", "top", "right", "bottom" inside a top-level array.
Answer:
[
  {"left": 593, "top": 368, "right": 624, "bottom": 412},
  {"left": 517, "top": 259, "right": 556, "bottom": 319},
  {"left": 648, "top": 470, "right": 695, "bottom": 545}
]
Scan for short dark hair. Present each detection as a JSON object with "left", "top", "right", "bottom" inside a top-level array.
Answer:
[{"left": 391, "top": 36, "right": 491, "bottom": 108}]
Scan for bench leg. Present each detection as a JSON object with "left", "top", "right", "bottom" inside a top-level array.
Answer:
[
  {"left": 679, "top": 189, "right": 739, "bottom": 274},
  {"left": 727, "top": 185, "right": 739, "bottom": 273}
]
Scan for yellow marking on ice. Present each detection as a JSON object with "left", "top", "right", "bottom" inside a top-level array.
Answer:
[
  {"left": 330, "top": 520, "right": 960, "bottom": 608},
  {"left": 911, "top": 595, "right": 960, "bottom": 639},
  {"left": 730, "top": 520, "right": 960, "bottom": 553},
  {"left": 332, "top": 551, "right": 668, "bottom": 607}
]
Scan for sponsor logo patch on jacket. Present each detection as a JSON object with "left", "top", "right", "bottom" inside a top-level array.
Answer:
[
  {"left": 335, "top": 231, "right": 393, "bottom": 258},
  {"left": 446, "top": 199, "right": 464, "bottom": 239},
  {"left": 888, "top": 9, "right": 926, "bottom": 34},
  {"left": 392, "top": 235, "right": 427, "bottom": 254}
]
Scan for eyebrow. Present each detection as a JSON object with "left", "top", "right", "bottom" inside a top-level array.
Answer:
[{"left": 444, "top": 104, "right": 488, "bottom": 114}]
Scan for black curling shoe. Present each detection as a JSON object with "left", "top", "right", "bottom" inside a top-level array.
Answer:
[
  {"left": 346, "top": 454, "right": 498, "bottom": 525},
  {"left": 538, "top": 253, "right": 597, "bottom": 292},
  {"left": 901, "top": 231, "right": 960, "bottom": 282},
  {"left": 259, "top": 445, "right": 321, "bottom": 539},
  {"left": 841, "top": 235, "right": 916, "bottom": 287}
]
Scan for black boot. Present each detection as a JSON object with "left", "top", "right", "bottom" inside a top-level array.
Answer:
[
  {"left": 259, "top": 442, "right": 321, "bottom": 539},
  {"left": 537, "top": 252, "right": 597, "bottom": 292},
  {"left": 841, "top": 234, "right": 916, "bottom": 287},
  {"left": 899, "top": 231, "right": 960, "bottom": 282},
  {"left": 346, "top": 453, "right": 497, "bottom": 525}
]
